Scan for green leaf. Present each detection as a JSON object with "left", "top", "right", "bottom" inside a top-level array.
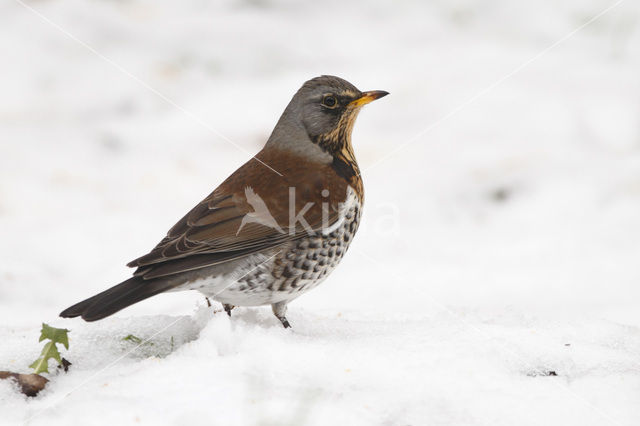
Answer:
[
  {"left": 30, "top": 341, "right": 62, "bottom": 374},
  {"left": 122, "top": 334, "right": 154, "bottom": 346},
  {"left": 30, "top": 323, "right": 70, "bottom": 375},
  {"left": 38, "top": 323, "right": 70, "bottom": 350},
  {"left": 122, "top": 334, "right": 143, "bottom": 344}
]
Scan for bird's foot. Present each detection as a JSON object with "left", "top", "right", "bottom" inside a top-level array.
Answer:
[
  {"left": 277, "top": 316, "right": 291, "bottom": 328},
  {"left": 271, "top": 301, "right": 291, "bottom": 329},
  {"left": 223, "top": 304, "right": 235, "bottom": 317}
]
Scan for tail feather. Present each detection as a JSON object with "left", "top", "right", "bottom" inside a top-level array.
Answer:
[{"left": 59, "top": 276, "right": 176, "bottom": 322}]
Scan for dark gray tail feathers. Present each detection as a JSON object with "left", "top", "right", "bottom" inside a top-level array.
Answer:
[{"left": 59, "top": 276, "right": 175, "bottom": 322}]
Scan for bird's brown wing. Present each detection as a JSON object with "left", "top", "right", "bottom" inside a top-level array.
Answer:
[{"left": 127, "top": 149, "right": 351, "bottom": 279}]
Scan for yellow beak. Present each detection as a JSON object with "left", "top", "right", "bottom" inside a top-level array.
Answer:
[{"left": 349, "top": 90, "right": 390, "bottom": 107}]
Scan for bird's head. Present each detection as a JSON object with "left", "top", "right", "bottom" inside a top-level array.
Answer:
[{"left": 267, "top": 75, "right": 388, "bottom": 160}]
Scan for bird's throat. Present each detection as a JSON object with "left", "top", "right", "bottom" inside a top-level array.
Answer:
[{"left": 311, "top": 109, "right": 364, "bottom": 200}]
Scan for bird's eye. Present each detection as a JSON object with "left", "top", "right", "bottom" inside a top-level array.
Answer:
[{"left": 322, "top": 95, "right": 338, "bottom": 108}]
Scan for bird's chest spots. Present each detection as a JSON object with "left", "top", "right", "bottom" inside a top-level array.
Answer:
[
  {"left": 211, "top": 187, "right": 361, "bottom": 306},
  {"left": 271, "top": 187, "right": 362, "bottom": 294}
]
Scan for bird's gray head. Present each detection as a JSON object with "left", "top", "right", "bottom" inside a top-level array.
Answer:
[{"left": 266, "top": 75, "right": 388, "bottom": 159}]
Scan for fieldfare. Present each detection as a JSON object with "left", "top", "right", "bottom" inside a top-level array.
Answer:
[{"left": 60, "top": 75, "right": 388, "bottom": 328}]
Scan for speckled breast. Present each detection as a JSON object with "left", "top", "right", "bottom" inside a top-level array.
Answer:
[
  {"left": 213, "top": 186, "right": 362, "bottom": 306},
  {"left": 271, "top": 191, "right": 361, "bottom": 295}
]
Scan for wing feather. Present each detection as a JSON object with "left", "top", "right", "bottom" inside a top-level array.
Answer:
[{"left": 126, "top": 149, "right": 352, "bottom": 280}]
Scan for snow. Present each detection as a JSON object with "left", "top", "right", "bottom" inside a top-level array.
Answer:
[{"left": 1, "top": 0, "right": 640, "bottom": 424}]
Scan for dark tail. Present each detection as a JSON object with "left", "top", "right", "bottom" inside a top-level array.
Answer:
[{"left": 59, "top": 276, "right": 176, "bottom": 322}]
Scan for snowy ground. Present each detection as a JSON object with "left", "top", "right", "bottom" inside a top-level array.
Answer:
[{"left": 1, "top": 0, "right": 640, "bottom": 424}]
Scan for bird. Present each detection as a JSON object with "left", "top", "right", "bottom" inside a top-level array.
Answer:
[{"left": 60, "top": 75, "right": 388, "bottom": 328}]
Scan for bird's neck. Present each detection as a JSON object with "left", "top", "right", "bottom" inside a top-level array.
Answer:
[{"left": 313, "top": 128, "right": 363, "bottom": 201}]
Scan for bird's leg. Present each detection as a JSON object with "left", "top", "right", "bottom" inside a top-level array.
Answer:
[
  {"left": 205, "top": 297, "right": 212, "bottom": 307},
  {"left": 223, "top": 304, "right": 235, "bottom": 317},
  {"left": 271, "top": 301, "right": 291, "bottom": 328}
]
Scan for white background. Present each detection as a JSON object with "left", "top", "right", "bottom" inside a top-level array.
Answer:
[{"left": 1, "top": 0, "right": 639, "bottom": 425}]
